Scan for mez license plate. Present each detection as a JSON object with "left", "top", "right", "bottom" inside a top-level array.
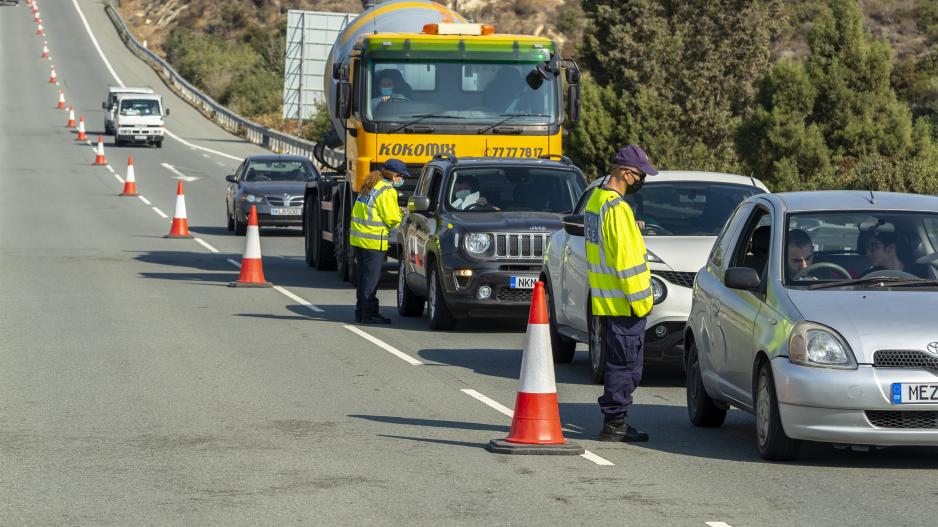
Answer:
[
  {"left": 270, "top": 207, "right": 301, "bottom": 216},
  {"left": 509, "top": 276, "right": 537, "bottom": 289},
  {"left": 891, "top": 383, "right": 938, "bottom": 404}
]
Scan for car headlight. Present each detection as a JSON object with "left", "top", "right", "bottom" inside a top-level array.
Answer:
[
  {"left": 464, "top": 233, "right": 492, "bottom": 255},
  {"left": 240, "top": 194, "right": 265, "bottom": 204},
  {"left": 646, "top": 250, "right": 665, "bottom": 264},
  {"left": 651, "top": 276, "right": 667, "bottom": 304},
  {"left": 788, "top": 321, "right": 857, "bottom": 369}
]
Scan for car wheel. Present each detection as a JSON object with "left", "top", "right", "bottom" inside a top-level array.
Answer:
[
  {"left": 587, "top": 307, "right": 605, "bottom": 384},
  {"left": 233, "top": 209, "right": 247, "bottom": 236},
  {"left": 686, "top": 341, "right": 727, "bottom": 427},
  {"left": 755, "top": 362, "right": 801, "bottom": 461},
  {"left": 226, "top": 205, "right": 234, "bottom": 232},
  {"left": 427, "top": 266, "right": 455, "bottom": 330},
  {"left": 544, "top": 276, "right": 576, "bottom": 364},
  {"left": 397, "top": 257, "right": 425, "bottom": 317}
]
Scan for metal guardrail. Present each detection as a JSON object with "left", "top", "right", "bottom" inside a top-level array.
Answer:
[{"left": 104, "top": 1, "right": 344, "bottom": 169}]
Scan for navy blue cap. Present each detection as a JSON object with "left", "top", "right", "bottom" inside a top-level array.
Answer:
[
  {"left": 382, "top": 158, "right": 410, "bottom": 177},
  {"left": 612, "top": 145, "right": 658, "bottom": 176}
]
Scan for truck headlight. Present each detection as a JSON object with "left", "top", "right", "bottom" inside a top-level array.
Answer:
[
  {"left": 651, "top": 276, "right": 666, "bottom": 304},
  {"left": 788, "top": 321, "right": 857, "bottom": 369},
  {"left": 465, "top": 233, "right": 491, "bottom": 255}
]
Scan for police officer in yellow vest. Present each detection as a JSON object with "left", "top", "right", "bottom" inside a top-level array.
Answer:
[
  {"left": 586, "top": 145, "right": 657, "bottom": 442},
  {"left": 351, "top": 159, "right": 407, "bottom": 324}
]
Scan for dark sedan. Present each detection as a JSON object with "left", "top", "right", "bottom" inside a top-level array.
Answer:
[{"left": 226, "top": 155, "right": 320, "bottom": 234}]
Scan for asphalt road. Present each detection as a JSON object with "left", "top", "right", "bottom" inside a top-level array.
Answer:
[{"left": 2, "top": 2, "right": 938, "bottom": 525}]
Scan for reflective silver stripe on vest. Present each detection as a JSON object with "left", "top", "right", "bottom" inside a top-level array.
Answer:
[
  {"left": 351, "top": 217, "right": 386, "bottom": 228},
  {"left": 597, "top": 196, "right": 625, "bottom": 266},
  {"left": 590, "top": 286, "right": 652, "bottom": 302},
  {"left": 587, "top": 260, "right": 648, "bottom": 279},
  {"left": 367, "top": 185, "right": 393, "bottom": 223},
  {"left": 350, "top": 231, "right": 386, "bottom": 241}
]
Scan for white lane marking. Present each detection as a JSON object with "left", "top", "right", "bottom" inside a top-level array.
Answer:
[
  {"left": 343, "top": 325, "right": 423, "bottom": 366},
  {"left": 274, "top": 285, "right": 325, "bottom": 313},
  {"left": 201, "top": 153, "right": 210, "bottom": 158},
  {"left": 113, "top": 173, "right": 125, "bottom": 184},
  {"left": 160, "top": 162, "right": 199, "bottom": 182},
  {"left": 105, "top": 165, "right": 115, "bottom": 173},
  {"left": 85, "top": 140, "right": 92, "bottom": 146},
  {"left": 151, "top": 207, "right": 168, "bottom": 218},
  {"left": 194, "top": 237, "right": 220, "bottom": 254},
  {"left": 138, "top": 196, "right": 151, "bottom": 205},
  {"left": 216, "top": 162, "right": 226, "bottom": 167},
  {"left": 460, "top": 389, "right": 614, "bottom": 466},
  {"left": 70, "top": 0, "right": 243, "bottom": 163},
  {"left": 705, "top": 523, "right": 734, "bottom": 527},
  {"left": 227, "top": 258, "right": 242, "bottom": 268}
]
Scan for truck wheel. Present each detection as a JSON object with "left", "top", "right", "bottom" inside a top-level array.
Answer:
[
  {"left": 305, "top": 198, "right": 335, "bottom": 270},
  {"left": 116, "top": 139, "right": 125, "bottom": 147},
  {"left": 544, "top": 276, "right": 576, "bottom": 363},
  {"left": 233, "top": 209, "right": 246, "bottom": 236},
  {"left": 335, "top": 202, "right": 350, "bottom": 282},
  {"left": 686, "top": 341, "right": 727, "bottom": 427},
  {"left": 587, "top": 306, "right": 606, "bottom": 384},
  {"left": 155, "top": 140, "right": 163, "bottom": 149},
  {"left": 755, "top": 362, "right": 801, "bottom": 461},
  {"left": 427, "top": 266, "right": 455, "bottom": 330},
  {"left": 397, "top": 257, "right": 425, "bottom": 317}
]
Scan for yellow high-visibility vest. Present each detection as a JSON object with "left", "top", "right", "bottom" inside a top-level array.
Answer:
[
  {"left": 350, "top": 179, "right": 402, "bottom": 251},
  {"left": 584, "top": 187, "right": 653, "bottom": 317}
]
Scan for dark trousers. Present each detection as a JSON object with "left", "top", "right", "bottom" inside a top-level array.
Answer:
[
  {"left": 354, "top": 247, "right": 385, "bottom": 319},
  {"left": 598, "top": 315, "right": 647, "bottom": 420}
]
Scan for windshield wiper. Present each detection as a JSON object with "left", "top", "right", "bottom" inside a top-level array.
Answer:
[
  {"left": 388, "top": 114, "right": 465, "bottom": 134},
  {"left": 809, "top": 276, "right": 921, "bottom": 290},
  {"left": 477, "top": 113, "right": 550, "bottom": 135}
]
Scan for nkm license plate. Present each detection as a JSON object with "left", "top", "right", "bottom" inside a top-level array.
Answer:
[
  {"left": 891, "top": 383, "right": 938, "bottom": 404},
  {"left": 270, "top": 207, "right": 301, "bottom": 216},
  {"left": 509, "top": 276, "right": 537, "bottom": 289}
]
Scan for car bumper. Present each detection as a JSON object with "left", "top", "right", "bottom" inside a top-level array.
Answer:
[
  {"left": 772, "top": 357, "right": 938, "bottom": 445},
  {"left": 237, "top": 207, "right": 302, "bottom": 227},
  {"left": 442, "top": 265, "right": 541, "bottom": 319},
  {"left": 643, "top": 278, "right": 693, "bottom": 361}
]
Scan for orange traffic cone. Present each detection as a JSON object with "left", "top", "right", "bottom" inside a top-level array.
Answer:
[
  {"left": 487, "top": 281, "right": 584, "bottom": 455},
  {"left": 37, "top": 23, "right": 44, "bottom": 36},
  {"left": 56, "top": 90, "right": 65, "bottom": 109},
  {"left": 120, "top": 156, "right": 137, "bottom": 196},
  {"left": 76, "top": 116, "right": 87, "bottom": 141},
  {"left": 41, "top": 42, "right": 49, "bottom": 59},
  {"left": 34, "top": 13, "right": 40, "bottom": 23},
  {"left": 230, "top": 206, "right": 272, "bottom": 288},
  {"left": 48, "top": 65, "right": 56, "bottom": 84},
  {"left": 32, "top": 4, "right": 39, "bottom": 14},
  {"left": 93, "top": 136, "right": 107, "bottom": 165},
  {"left": 66, "top": 105, "right": 75, "bottom": 128},
  {"left": 164, "top": 181, "right": 193, "bottom": 239}
]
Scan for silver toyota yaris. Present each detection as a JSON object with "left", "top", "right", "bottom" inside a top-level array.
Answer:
[{"left": 685, "top": 191, "right": 938, "bottom": 460}]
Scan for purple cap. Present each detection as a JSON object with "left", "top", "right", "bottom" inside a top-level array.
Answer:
[{"left": 612, "top": 145, "right": 658, "bottom": 176}]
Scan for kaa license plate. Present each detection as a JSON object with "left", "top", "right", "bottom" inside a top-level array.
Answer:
[
  {"left": 509, "top": 276, "right": 537, "bottom": 289},
  {"left": 891, "top": 383, "right": 938, "bottom": 404},
  {"left": 269, "top": 207, "right": 301, "bottom": 216}
]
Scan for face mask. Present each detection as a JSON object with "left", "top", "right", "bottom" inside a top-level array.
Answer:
[
  {"left": 392, "top": 178, "right": 405, "bottom": 188},
  {"left": 380, "top": 87, "right": 393, "bottom": 97},
  {"left": 455, "top": 189, "right": 470, "bottom": 200},
  {"left": 625, "top": 179, "right": 644, "bottom": 195}
]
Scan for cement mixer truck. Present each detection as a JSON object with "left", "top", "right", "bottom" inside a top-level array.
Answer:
[{"left": 303, "top": 0, "right": 581, "bottom": 282}]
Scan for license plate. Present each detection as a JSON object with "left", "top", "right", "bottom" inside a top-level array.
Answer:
[
  {"left": 891, "top": 383, "right": 938, "bottom": 404},
  {"left": 134, "top": 135, "right": 147, "bottom": 140},
  {"left": 509, "top": 276, "right": 537, "bottom": 289},
  {"left": 270, "top": 207, "right": 301, "bottom": 216}
]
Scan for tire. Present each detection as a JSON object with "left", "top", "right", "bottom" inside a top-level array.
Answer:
[
  {"left": 115, "top": 139, "right": 125, "bottom": 147},
  {"left": 755, "top": 362, "right": 802, "bottom": 461},
  {"left": 305, "top": 198, "right": 335, "bottom": 270},
  {"left": 427, "top": 266, "right": 455, "bottom": 330},
  {"left": 397, "top": 257, "right": 425, "bottom": 317},
  {"left": 336, "top": 201, "right": 350, "bottom": 282},
  {"left": 226, "top": 205, "right": 234, "bottom": 232},
  {"left": 686, "top": 341, "right": 728, "bottom": 427},
  {"left": 155, "top": 140, "right": 163, "bottom": 149},
  {"left": 587, "top": 307, "right": 606, "bottom": 384},
  {"left": 233, "top": 209, "right": 247, "bottom": 236},
  {"left": 544, "top": 276, "right": 576, "bottom": 363}
]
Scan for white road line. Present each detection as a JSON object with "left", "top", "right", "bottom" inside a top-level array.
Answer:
[
  {"left": 160, "top": 162, "right": 199, "bottom": 182},
  {"left": 112, "top": 173, "right": 124, "bottom": 184},
  {"left": 194, "top": 237, "right": 220, "bottom": 254},
  {"left": 227, "top": 258, "right": 242, "bottom": 268},
  {"left": 705, "top": 523, "right": 734, "bottom": 527},
  {"left": 201, "top": 153, "right": 210, "bottom": 158},
  {"left": 460, "top": 389, "right": 615, "bottom": 467},
  {"left": 216, "top": 162, "right": 227, "bottom": 167},
  {"left": 105, "top": 165, "right": 115, "bottom": 173},
  {"left": 137, "top": 196, "right": 151, "bottom": 205},
  {"left": 343, "top": 325, "right": 423, "bottom": 366},
  {"left": 274, "top": 285, "right": 325, "bottom": 313},
  {"left": 151, "top": 207, "right": 168, "bottom": 218}
]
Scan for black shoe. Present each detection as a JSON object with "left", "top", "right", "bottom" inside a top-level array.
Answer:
[
  {"left": 597, "top": 420, "right": 649, "bottom": 442},
  {"left": 360, "top": 314, "right": 391, "bottom": 324}
]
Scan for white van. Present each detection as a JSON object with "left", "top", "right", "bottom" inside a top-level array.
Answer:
[
  {"left": 114, "top": 93, "right": 168, "bottom": 148},
  {"left": 102, "top": 86, "right": 154, "bottom": 135}
]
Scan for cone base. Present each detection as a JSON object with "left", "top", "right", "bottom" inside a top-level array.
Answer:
[
  {"left": 228, "top": 281, "right": 273, "bottom": 288},
  {"left": 163, "top": 234, "right": 193, "bottom": 239},
  {"left": 486, "top": 439, "right": 584, "bottom": 456},
  {"left": 120, "top": 192, "right": 138, "bottom": 197}
]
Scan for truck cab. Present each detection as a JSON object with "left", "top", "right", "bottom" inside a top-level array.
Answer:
[
  {"left": 102, "top": 86, "right": 154, "bottom": 135},
  {"left": 113, "top": 93, "right": 167, "bottom": 148},
  {"left": 396, "top": 154, "right": 587, "bottom": 329}
]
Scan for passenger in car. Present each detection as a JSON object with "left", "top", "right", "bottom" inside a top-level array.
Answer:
[{"left": 863, "top": 231, "right": 929, "bottom": 277}]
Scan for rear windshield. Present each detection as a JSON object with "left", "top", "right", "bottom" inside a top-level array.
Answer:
[
  {"left": 243, "top": 160, "right": 317, "bottom": 182},
  {"left": 119, "top": 99, "right": 161, "bottom": 116},
  {"left": 444, "top": 167, "right": 585, "bottom": 213}
]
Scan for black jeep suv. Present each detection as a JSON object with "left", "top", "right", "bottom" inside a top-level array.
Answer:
[{"left": 396, "top": 154, "right": 587, "bottom": 329}]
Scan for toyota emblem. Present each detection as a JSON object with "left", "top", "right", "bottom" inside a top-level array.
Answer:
[{"left": 928, "top": 342, "right": 938, "bottom": 356}]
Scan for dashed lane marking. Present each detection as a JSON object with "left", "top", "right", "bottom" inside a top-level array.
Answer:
[
  {"left": 706, "top": 523, "right": 734, "bottom": 527},
  {"left": 160, "top": 162, "right": 199, "bottom": 182},
  {"left": 344, "top": 325, "right": 423, "bottom": 366},
  {"left": 274, "top": 286, "right": 325, "bottom": 313},
  {"left": 137, "top": 196, "right": 151, "bottom": 205},
  {"left": 105, "top": 165, "right": 115, "bottom": 173},
  {"left": 194, "top": 237, "right": 220, "bottom": 254},
  {"left": 113, "top": 173, "right": 124, "bottom": 184},
  {"left": 226, "top": 258, "right": 241, "bottom": 268},
  {"left": 460, "top": 388, "right": 615, "bottom": 467},
  {"left": 151, "top": 207, "right": 168, "bottom": 218}
]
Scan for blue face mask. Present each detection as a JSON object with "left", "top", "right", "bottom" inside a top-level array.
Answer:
[
  {"left": 392, "top": 179, "right": 405, "bottom": 188},
  {"left": 380, "top": 87, "right": 393, "bottom": 97}
]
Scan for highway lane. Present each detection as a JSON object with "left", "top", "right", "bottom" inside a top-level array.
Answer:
[{"left": 4, "top": 1, "right": 938, "bottom": 525}]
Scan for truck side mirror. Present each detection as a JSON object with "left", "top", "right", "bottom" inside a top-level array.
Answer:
[
  {"left": 408, "top": 196, "right": 430, "bottom": 213},
  {"left": 335, "top": 81, "right": 351, "bottom": 120},
  {"left": 164, "top": 108, "right": 170, "bottom": 116},
  {"left": 102, "top": 102, "right": 108, "bottom": 110},
  {"left": 563, "top": 60, "right": 581, "bottom": 126},
  {"left": 724, "top": 267, "right": 761, "bottom": 291},
  {"left": 562, "top": 214, "right": 584, "bottom": 237}
]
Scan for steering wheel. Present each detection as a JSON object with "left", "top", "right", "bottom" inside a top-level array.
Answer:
[
  {"left": 861, "top": 269, "right": 920, "bottom": 280},
  {"left": 794, "top": 262, "right": 852, "bottom": 280},
  {"left": 464, "top": 202, "right": 497, "bottom": 212},
  {"left": 642, "top": 223, "right": 673, "bottom": 235}
]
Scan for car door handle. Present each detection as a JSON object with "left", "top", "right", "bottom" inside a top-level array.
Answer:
[{"left": 711, "top": 300, "right": 722, "bottom": 319}]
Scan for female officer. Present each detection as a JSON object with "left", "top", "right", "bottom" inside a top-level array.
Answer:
[{"left": 350, "top": 159, "right": 407, "bottom": 324}]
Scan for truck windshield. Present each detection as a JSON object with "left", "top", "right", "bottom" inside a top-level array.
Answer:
[
  {"left": 445, "top": 167, "right": 584, "bottom": 213},
  {"left": 119, "top": 99, "right": 160, "bottom": 116},
  {"left": 623, "top": 182, "right": 762, "bottom": 236},
  {"left": 365, "top": 61, "right": 558, "bottom": 125}
]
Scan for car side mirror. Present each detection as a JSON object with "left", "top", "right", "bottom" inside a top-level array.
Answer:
[
  {"left": 102, "top": 102, "right": 108, "bottom": 110},
  {"left": 562, "top": 214, "right": 584, "bottom": 237},
  {"left": 724, "top": 267, "right": 761, "bottom": 291},
  {"left": 225, "top": 175, "right": 237, "bottom": 183},
  {"left": 408, "top": 196, "right": 430, "bottom": 213}
]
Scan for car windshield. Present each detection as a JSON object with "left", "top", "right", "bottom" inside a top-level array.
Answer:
[
  {"left": 622, "top": 182, "right": 762, "bottom": 236},
  {"left": 445, "top": 167, "right": 584, "bottom": 213},
  {"left": 119, "top": 99, "right": 160, "bottom": 116},
  {"left": 243, "top": 161, "right": 316, "bottom": 182},
  {"left": 784, "top": 211, "right": 938, "bottom": 286},
  {"left": 365, "top": 61, "right": 559, "bottom": 125}
]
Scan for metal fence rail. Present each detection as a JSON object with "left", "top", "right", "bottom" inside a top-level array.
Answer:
[{"left": 104, "top": 1, "right": 344, "bottom": 169}]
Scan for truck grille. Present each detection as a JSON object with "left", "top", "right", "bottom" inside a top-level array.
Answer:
[
  {"left": 265, "top": 196, "right": 304, "bottom": 207},
  {"left": 654, "top": 271, "right": 696, "bottom": 288},
  {"left": 496, "top": 288, "right": 533, "bottom": 303},
  {"left": 493, "top": 233, "right": 548, "bottom": 259},
  {"left": 866, "top": 411, "right": 938, "bottom": 429},
  {"left": 873, "top": 350, "right": 938, "bottom": 376}
]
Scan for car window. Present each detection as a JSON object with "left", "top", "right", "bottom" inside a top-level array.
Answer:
[
  {"left": 428, "top": 169, "right": 444, "bottom": 209},
  {"left": 119, "top": 99, "right": 160, "bottom": 116},
  {"left": 243, "top": 161, "right": 316, "bottom": 182},
  {"left": 414, "top": 166, "right": 433, "bottom": 198},
  {"left": 710, "top": 202, "right": 753, "bottom": 269},
  {"left": 574, "top": 183, "right": 600, "bottom": 214},
  {"left": 622, "top": 182, "right": 762, "bottom": 236},
  {"left": 234, "top": 161, "right": 246, "bottom": 181},
  {"left": 444, "top": 167, "right": 584, "bottom": 213},
  {"left": 730, "top": 207, "right": 772, "bottom": 281}
]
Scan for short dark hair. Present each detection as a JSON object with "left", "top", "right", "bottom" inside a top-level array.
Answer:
[{"left": 788, "top": 229, "right": 812, "bottom": 249}]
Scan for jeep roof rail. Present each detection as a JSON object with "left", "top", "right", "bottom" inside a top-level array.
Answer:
[
  {"left": 538, "top": 153, "right": 572, "bottom": 165},
  {"left": 431, "top": 153, "right": 457, "bottom": 163}
]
